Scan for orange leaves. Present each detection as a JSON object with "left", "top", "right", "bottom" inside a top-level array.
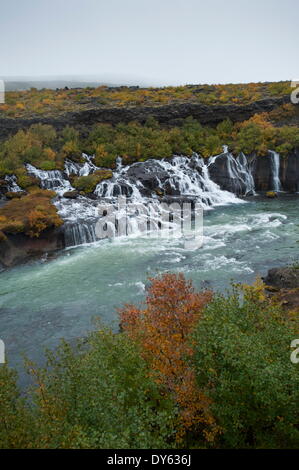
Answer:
[
  {"left": 119, "top": 273, "right": 218, "bottom": 443},
  {"left": 27, "top": 210, "right": 48, "bottom": 237},
  {"left": 0, "top": 190, "right": 63, "bottom": 238}
]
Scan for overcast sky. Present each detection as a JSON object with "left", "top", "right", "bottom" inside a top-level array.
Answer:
[{"left": 0, "top": 0, "right": 298, "bottom": 85}]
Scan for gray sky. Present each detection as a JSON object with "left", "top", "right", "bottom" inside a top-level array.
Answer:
[{"left": 0, "top": 0, "right": 298, "bottom": 85}]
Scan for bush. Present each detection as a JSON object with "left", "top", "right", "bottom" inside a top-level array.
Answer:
[
  {"left": 0, "top": 190, "right": 63, "bottom": 237},
  {"left": 0, "top": 113, "right": 298, "bottom": 179},
  {"left": 0, "top": 330, "right": 177, "bottom": 449},
  {"left": 0, "top": 275, "right": 298, "bottom": 449},
  {"left": 72, "top": 171, "right": 112, "bottom": 193},
  {"left": 193, "top": 281, "right": 299, "bottom": 448},
  {"left": 119, "top": 273, "right": 217, "bottom": 444}
]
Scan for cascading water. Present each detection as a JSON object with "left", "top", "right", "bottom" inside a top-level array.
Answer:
[
  {"left": 208, "top": 147, "right": 256, "bottom": 196},
  {"left": 64, "top": 222, "right": 97, "bottom": 247},
  {"left": 269, "top": 150, "right": 282, "bottom": 192},
  {"left": 23, "top": 152, "right": 250, "bottom": 248},
  {"left": 236, "top": 152, "right": 256, "bottom": 195},
  {"left": 61, "top": 154, "right": 245, "bottom": 247},
  {"left": 94, "top": 153, "right": 243, "bottom": 208},
  {"left": 4, "top": 175, "right": 22, "bottom": 192},
  {"left": 94, "top": 161, "right": 144, "bottom": 199},
  {"left": 65, "top": 154, "right": 98, "bottom": 177},
  {"left": 157, "top": 154, "right": 242, "bottom": 208},
  {"left": 26, "top": 164, "right": 73, "bottom": 195},
  {"left": 55, "top": 197, "right": 100, "bottom": 247}
]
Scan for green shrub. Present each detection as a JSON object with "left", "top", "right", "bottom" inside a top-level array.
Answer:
[
  {"left": 39, "top": 160, "right": 56, "bottom": 171},
  {"left": 193, "top": 282, "right": 299, "bottom": 448},
  {"left": 0, "top": 112, "right": 298, "bottom": 180},
  {"left": 0, "top": 329, "right": 177, "bottom": 449},
  {"left": 72, "top": 171, "right": 112, "bottom": 193}
]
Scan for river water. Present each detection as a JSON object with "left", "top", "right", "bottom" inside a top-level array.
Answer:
[{"left": 0, "top": 196, "right": 298, "bottom": 386}]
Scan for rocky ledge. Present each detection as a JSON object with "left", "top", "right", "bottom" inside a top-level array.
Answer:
[
  {"left": 0, "top": 96, "right": 290, "bottom": 140},
  {"left": 0, "top": 228, "right": 65, "bottom": 268},
  {"left": 263, "top": 266, "right": 299, "bottom": 313}
]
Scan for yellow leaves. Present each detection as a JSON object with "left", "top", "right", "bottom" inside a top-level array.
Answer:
[
  {"left": 241, "top": 277, "right": 268, "bottom": 303},
  {"left": 95, "top": 143, "right": 108, "bottom": 160},
  {"left": 43, "top": 147, "right": 56, "bottom": 161},
  {"left": 16, "top": 102, "right": 25, "bottom": 110},
  {"left": 27, "top": 209, "right": 48, "bottom": 237},
  {"left": 62, "top": 140, "right": 80, "bottom": 157},
  {"left": 42, "top": 98, "right": 52, "bottom": 106}
]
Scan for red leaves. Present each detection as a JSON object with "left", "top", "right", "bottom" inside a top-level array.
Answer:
[{"left": 119, "top": 273, "right": 218, "bottom": 442}]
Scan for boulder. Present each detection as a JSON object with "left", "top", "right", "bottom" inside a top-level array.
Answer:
[
  {"left": 127, "top": 160, "right": 169, "bottom": 191},
  {"left": 264, "top": 267, "right": 299, "bottom": 290},
  {"left": 63, "top": 190, "right": 79, "bottom": 199}
]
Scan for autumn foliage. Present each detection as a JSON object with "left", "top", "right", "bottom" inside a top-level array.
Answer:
[
  {"left": 0, "top": 81, "right": 292, "bottom": 119},
  {"left": 119, "top": 273, "right": 218, "bottom": 443},
  {"left": 0, "top": 276, "right": 298, "bottom": 448},
  {"left": 0, "top": 189, "right": 63, "bottom": 239}
]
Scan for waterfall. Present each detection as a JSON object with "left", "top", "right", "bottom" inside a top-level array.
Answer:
[
  {"left": 157, "top": 155, "right": 242, "bottom": 209},
  {"left": 4, "top": 175, "right": 22, "bottom": 192},
  {"left": 208, "top": 149, "right": 255, "bottom": 196},
  {"left": 60, "top": 153, "right": 247, "bottom": 247},
  {"left": 236, "top": 152, "right": 256, "bottom": 195},
  {"left": 23, "top": 152, "right": 250, "bottom": 248},
  {"left": 269, "top": 150, "right": 282, "bottom": 192},
  {"left": 26, "top": 154, "right": 99, "bottom": 195},
  {"left": 94, "top": 153, "right": 243, "bottom": 209},
  {"left": 65, "top": 154, "right": 98, "bottom": 177},
  {"left": 94, "top": 162, "right": 144, "bottom": 199},
  {"left": 64, "top": 222, "right": 97, "bottom": 247},
  {"left": 54, "top": 197, "right": 101, "bottom": 247},
  {"left": 26, "top": 164, "right": 73, "bottom": 195}
]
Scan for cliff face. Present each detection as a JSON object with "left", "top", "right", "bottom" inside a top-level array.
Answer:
[
  {"left": 250, "top": 150, "right": 299, "bottom": 193},
  {"left": 208, "top": 150, "right": 299, "bottom": 194},
  {"left": 0, "top": 228, "right": 64, "bottom": 268},
  {"left": 280, "top": 150, "right": 299, "bottom": 192},
  {"left": 0, "top": 96, "right": 290, "bottom": 140}
]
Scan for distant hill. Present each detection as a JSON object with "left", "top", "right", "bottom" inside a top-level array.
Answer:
[{"left": 4, "top": 80, "right": 122, "bottom": 91}]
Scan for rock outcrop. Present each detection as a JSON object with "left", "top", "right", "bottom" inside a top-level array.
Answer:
[
  {"left": 208, "top": 152, "right": 255, "bottom": 195},
  {"left": 264, "top": 267, "right": 299, "bottom": 290},
  {"left": 0, "top": 228, "right": 65, "bottom": 268},
  {"left": 280, "top": 149, "right": 299, "bottom": 192},
  {"left": 0, "top": 96, "right": 290, "bottom": 141},
  {"left": 263, "top": 266, "right": 299, "bottom": 313},
  {"left": 209, "top": 150, "right": 299, "bottom": 195}
]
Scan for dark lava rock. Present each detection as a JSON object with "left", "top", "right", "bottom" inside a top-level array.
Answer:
[
  {"left": 127, "top": 160, "right": 169, "bottom": 191},
  {"left": 0, "top": 228, "right": 65, "bottom": 268},
  {"left": 0, "top": 96, "right": 289, "bottom": 141},
  {"left": 208, "top": 153, "right": 250, "bottom": 195},
  {"left": 63, "top": 190, "right": 79, "bottom": 199},
  {"left": 249, "top": 154, "right": 272, "bottom": 191},
  {"left": 280, "top": 148, "right": 299, "bottom": 193},
  {"left": 264, "top": 267, "right": 299, "bottom": 290}
]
